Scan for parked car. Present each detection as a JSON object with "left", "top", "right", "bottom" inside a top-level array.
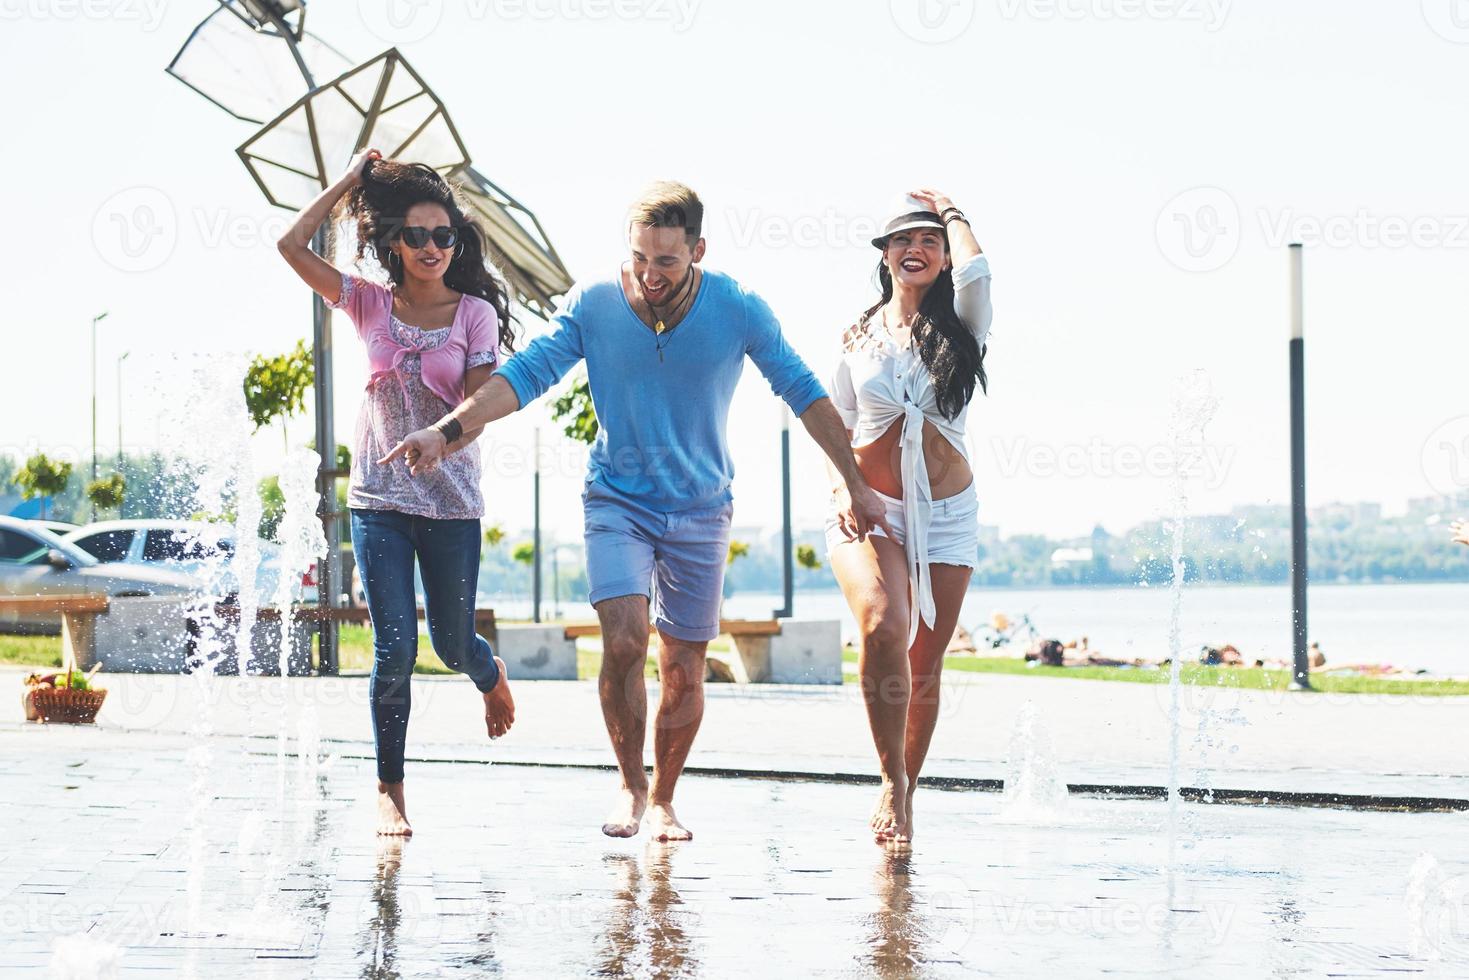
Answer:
[
  {"left": 33, "top": 520, "right": 80, "bottom": 538},
  {"left": 63, "top": 520, "right": 320, "bottom": 606},
  {"left": 0, "top": 516, "right": 202, "bottom": 635}
]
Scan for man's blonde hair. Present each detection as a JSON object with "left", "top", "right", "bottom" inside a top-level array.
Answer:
[{"left": 627, "top": 181, "right": 703, "bottom": 245}]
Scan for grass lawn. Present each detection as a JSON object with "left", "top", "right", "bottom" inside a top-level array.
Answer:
[
  {"left": 840, "top": 652, "right": 1469, "bottom": 697},
  {"left": 9, "top": 627, "right": 1462, "bottom": 695},
  {"left": 0, "top": 634, "right": 62, "bottom": 670}
]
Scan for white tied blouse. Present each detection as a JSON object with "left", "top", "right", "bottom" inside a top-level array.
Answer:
[{"left": 828, "top": 253, "right": 994, "bottom": 645}]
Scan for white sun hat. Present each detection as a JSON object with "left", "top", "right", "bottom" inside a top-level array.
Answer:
[{"left": 870, "top": 193, "right": 945, "bottom": 248}]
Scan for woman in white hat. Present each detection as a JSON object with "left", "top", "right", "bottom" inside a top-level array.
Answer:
[{"left": 826, "top": 189, "right": 992, "bottom": 843}]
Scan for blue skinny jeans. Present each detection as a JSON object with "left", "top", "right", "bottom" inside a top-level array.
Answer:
[{"left": 349, "top": 508, "right": 500, "bottom": 784}]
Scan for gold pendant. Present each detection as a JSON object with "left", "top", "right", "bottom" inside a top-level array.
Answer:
[{"left": 655, "top": 320, "right": 667, "bottom": 334}]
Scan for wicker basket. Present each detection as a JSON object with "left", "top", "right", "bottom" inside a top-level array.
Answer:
[{"left": 28, "top": 687, "right": 107, "bottom": 724}]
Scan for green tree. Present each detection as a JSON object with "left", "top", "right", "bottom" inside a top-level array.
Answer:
[
  {"left": 484, "top": 523, "right": 506, "bottom": 548},
  {"left": 244, "top": 340, "right": 314, "bottom": 451},
  {"left": 795, "top": 543, "right": 822, "bottom": 571},
  {"left": 550, "top": 374, "right": 599, "bottom": 444},
  {"left": 13, "top": 454, "right": 72, "bottom": 521},
  {"left": 512, "top": 541, "right": 536, "bottom": 601},
  {"left": 85, "top": 473, "right": 126, "bottom": 514}
]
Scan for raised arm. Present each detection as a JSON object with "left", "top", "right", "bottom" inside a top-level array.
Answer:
[
  {"left": 910, "top": 187, "right": 991, "bottom": 341},
  {"left": 380, "top": 294, "right": 587, "bottom": 475},
  {"left": 276, "top": 149, "right": 380, "bottom": 302}
]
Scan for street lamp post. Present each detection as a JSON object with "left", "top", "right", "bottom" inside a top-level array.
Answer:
[
  {"left": 773, "top": 405, "right": 794, "bottom": 619},
  {"left": 116, "top": 350, "right": 130, "bottom": 467},
  {"left": 90, "top": 311, "right": 109, "bottom": 521},
  {"left": 1288, "top": 244, "right": 1311, "bottom": 690}
]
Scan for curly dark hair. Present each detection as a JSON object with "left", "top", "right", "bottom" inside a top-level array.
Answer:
[
  {"left": 335, "top": 159, "right": 516, "bottom": 352},
  {"left": 862, "top": 253, "right": 987, "bottom": 421}
]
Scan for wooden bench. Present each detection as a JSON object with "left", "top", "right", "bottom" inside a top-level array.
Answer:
[
  {"left": 0, "top": 594, "right": 111, "bottom": 670},
  {"left": 559, "top": 618, "right": 837, "bottom": 683},
  {"left": 561, "top": 619, "right": 781, "bottom": 641},
  {"left": 213, "top": 604, "right": 497, "bottom": 640}
]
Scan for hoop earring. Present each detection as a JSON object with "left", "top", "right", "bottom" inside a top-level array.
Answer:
[{"left": 454, "top": 242, "right": 464, "bottom": 259}]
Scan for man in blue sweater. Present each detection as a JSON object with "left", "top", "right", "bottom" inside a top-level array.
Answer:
[{"left": 383, "top": 181, "right": 890, "bottom": 841}]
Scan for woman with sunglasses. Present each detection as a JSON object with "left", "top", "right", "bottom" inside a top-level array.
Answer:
[
  {"left": 826, "top": 189, "right": 992, "bottom": 844},
  {"left": 278, "top": 148, "right": 517, "bottom": 836}
]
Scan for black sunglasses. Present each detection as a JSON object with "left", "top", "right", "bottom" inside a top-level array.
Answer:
[{"left": 398, "top": 225, "right": 458, "bottom": 250}]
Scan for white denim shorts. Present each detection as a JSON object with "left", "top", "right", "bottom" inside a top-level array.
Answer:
[{"left": 824, "top": 484, "right": 979, "bottom": 567}]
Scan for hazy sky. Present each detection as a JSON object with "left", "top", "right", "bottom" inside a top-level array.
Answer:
[{"left": 3, "top": 0, "right": 1467, "bottom": 542}]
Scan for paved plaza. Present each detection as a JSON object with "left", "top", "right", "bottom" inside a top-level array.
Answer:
[{"left": 4, "top": 707, "right": 1469, "bottom": 976}]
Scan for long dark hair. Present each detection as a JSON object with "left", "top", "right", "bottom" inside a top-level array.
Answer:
[
  {"left": 862, "top": 256, "right": 987, "bottom": 420},
  {"left": 337, "top": 159, "right": 516, "bottom": 353}
]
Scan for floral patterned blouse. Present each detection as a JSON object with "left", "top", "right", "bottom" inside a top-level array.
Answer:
[{"left": 329, "top": 273, "right": 500, "bottom": 520}]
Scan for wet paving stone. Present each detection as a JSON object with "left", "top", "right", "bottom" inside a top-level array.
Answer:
[{"left": 3, "top": 727, "right": 1468, "bottom": 977}]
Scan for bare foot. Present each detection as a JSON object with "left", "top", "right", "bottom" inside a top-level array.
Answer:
[
  {"left": 902, "top": 785, "right": 917, "bottom": 843},
  {"left": 646, "top": 801, "right": 693, "bottom": 842},
  {"left": 870, "top": 781, "right": 896, "bottom": 836},
  {"left": 602, "top": 785, "right": 648, "bottom": 838},
  {"left": 871, "top": 777, "right": 908, "bottom": 843},
  {"left": 377, "top": 781, "right": 413, "bottom": 837},
  {"left": 483, "top": 656, "right": 515, "bottom": 739}
]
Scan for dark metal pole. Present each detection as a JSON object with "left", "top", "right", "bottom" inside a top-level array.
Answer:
[
  {"left": 1289, "top": 243, "right": 1311, "bottom": 690},
  {"left": 532, "top": 428, "right": 542, "bottom": 623},
  {"left": 773, "top": 408, "right": 794, "bottom": 619},
  {"left": 312, "top": 223, "right": 340, "bottom": 675}
]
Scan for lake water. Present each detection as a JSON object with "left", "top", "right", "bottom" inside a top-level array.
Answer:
[{"left": 487, "top": 582, "right": 1469, "bottom": 677}]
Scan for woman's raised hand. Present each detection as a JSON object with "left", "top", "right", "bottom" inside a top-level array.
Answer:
[
  {"left": 908, "top": 187, "right": 956, "bottom": 214},
  {"left": 345, "top": 148, "right": 382, "bottom": 186}
]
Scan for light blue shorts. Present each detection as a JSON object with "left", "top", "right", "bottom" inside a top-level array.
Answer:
[{"left": 582, "top": 482, "right": 734, "bottom": 643}]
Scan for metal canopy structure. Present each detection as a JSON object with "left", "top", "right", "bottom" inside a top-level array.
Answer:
[
  {"left": 237, "top": 49, "right": 471, "bottom": 212},
  {"left": 165, "top": 1, "right": 350, "bottom": 125},
  {"left": 456, "top": 165, "right": 573, "bottom": 317},
  {"left": 168, "top": 1, "right": 574, "bottom": 673}
]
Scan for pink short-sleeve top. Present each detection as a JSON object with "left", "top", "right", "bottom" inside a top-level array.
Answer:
[{"left": 329, "top": 272, "right": 500, "bottom": 520}]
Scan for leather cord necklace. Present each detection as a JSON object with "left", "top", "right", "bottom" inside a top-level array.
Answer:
[{"left": 641, "top": 266, "right": 697, "bottom": 363}]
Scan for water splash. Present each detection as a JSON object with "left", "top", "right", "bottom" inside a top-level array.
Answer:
[
  {"left": 1000, "top": 701, "right": 1070, "bottom": 821},
  {"left": 1163, "top": 370, "right": 1218, "bottom": 866},
  {"left": 48, "top": 934, "right": 120, "bottom": 980}
]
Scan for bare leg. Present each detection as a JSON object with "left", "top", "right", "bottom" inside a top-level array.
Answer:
[
  {"left": 597, "top": 595, "right": 652, "bottom": 838},
  {"left": 646, "top": 631, "right": 708, "bottom": 842},
  {"left": 377, "top": 781, "right": 412, "bottom": 837},
  {"left": 902, "top": 563, "right": 972, "bottom": 840},
  {"left": 831, "top": 534, "right": 913, "bottom": 843}
]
